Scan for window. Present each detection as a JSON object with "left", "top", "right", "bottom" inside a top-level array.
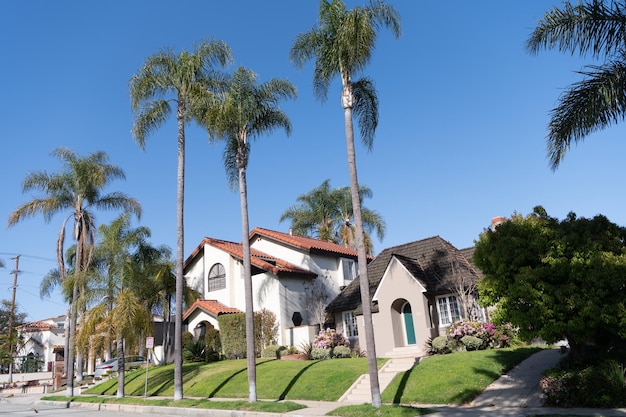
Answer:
[
  {"left": 342, "top": 258, "right": 357, "bottom": 283},
  {"left": 208, "top": 263, "right": 226, "bottom": 292},
  {"left": 342, "top": 311, "right": 358, "bottom": 338},
  {"left": 437, "top": 295, "right": 461, "bottom": 326}
]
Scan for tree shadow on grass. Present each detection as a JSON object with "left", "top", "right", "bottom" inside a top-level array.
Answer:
[
  {"left": 390, "top": 366, "right": 414, "bottom": 404},
  {"left": 277, "top": 360, "right": 321, "bottom": 400},
  {"left": 207, "top": 359, "right": 275, "bottom": 398}
]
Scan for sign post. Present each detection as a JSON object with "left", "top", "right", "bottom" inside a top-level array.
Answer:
[{"left": 144, "top": 337, "right": 154, "bottom": 400}]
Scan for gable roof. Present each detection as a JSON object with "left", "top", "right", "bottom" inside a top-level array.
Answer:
[
  {"left": 326, "top": 236, "right": 482, "bottom": 314},
  {"left": 182, "top": 299, "right": 242, "bottom": 321},
  {"left": 250, "top": 227, "right": 370, "bottom": 260},
  {"left": 184, "top": 236, "right": 317, "bottom": 278}
]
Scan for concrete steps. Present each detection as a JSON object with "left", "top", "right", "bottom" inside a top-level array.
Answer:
[{"left": 338, "top": 347, "right": 422, "bottom": 403}]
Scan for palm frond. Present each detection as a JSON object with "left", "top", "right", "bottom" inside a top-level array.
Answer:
[{"left": 547, "top": 56, "right": 626, "bottom": 169}]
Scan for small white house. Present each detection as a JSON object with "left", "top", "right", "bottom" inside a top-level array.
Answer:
[
  {"left": 182, "top": 227, "right": 365, "bottom": 347},
  {"left": 15, "top": 314, "right": 66, "bottom": 375}
]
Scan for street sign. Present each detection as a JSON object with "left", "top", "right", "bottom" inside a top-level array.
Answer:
[{"left": 146, "top": 336, "right": 154, "bottom": 349}]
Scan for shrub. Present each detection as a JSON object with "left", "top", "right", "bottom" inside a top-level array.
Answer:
[
  {"left": 448, "top": 320, "right": 515, "bottom": 349},
  {"left": 299, "top": 342, "right": 313, "bottom": 360},
  {"left": 313, "top": 328, "right": 349, "bottom": 349},
  {"left": 541, "top": 360, "right": 626, "bottom": 408},
  {"left": 461, "top": 335, "right": 483, "bottom": 351},
  {"left": 261, "top": 345, "right": 287, "bottom": 358},
  {"left": 332, "top": 345, "right": 352, "bottom": 358},
  {"left": 431, "top": 336, "right": 453, "bottom": 354},
  {"left": 312, "top": 347, "right": 332, "bottom": 360},
  {"left": 184, "top": 339, "right": 206, "bottom": 362}
]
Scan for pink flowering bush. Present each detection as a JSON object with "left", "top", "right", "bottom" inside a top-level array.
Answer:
[
  {"left": 447, "top": 320, "right": 515, "bottom": 350},
  {"left": 313, "top": 328, "right": 350, "bottom": 349}
]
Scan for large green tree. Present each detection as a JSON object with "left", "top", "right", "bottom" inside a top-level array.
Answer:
[
  {"left": 290, "top": 0, "right": 400, "bottom": 406},
  {"left": 527, "top": 0, "right": 626, "bottom": 169},
  {"left": 474, "top": 206, "right": 626, "bottom": 359},
  {"left": 8, "top": 148, "right": 141, "bottom": 396},
  {"left": 280, "top": 179, "right": 385, "bottom": 255},
  {"left": 129, "top": 39, "right": 232, "bottom": 400},
  {"left": 0, "top": 300, "right": 26, "bottom": 375},
  {"left": 205, "top": 66, "right": 296, "bottom": 402}
]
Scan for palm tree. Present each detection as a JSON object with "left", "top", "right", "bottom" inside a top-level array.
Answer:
[
  {"left": 527, "top": 1, "right": 626, "bottom": 170},
  {"left": 290, "top": 0, "right": 400, "bottom": 407},
  {"left": 8, "top": 147, "right": 141, "bottom": 396},
  {"left": 280, "top": 179, "right": 385, "bottom": 255},
  {"left": 204, "top": 66, "right": 296, "bottom": 402},
  {"left": 129, "top": 39, "right": 232, "bottom": 400},
  {"left": 82, "top": 213, "right": 152, "bottom": 398}
]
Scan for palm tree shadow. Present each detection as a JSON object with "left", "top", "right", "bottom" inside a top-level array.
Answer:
[
  {"left": 391, "top": 366, "right": 414, "bottom": 404},
  {"left": 207, "top": 359, "right": 275, "bottom": 398},
  {"left": 278, "top": 360, "right": 320, "bottom": 400}
]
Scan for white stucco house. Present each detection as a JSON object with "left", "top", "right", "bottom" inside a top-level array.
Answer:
[
  {"left": 326, "top": 236, "right": 485, "bottom": 357},
  {"left": 182, "top": 227, "right": 366, "bottom": 347},
  {"left": 15, "top": 314, "right": 66, "bottom": 375}
]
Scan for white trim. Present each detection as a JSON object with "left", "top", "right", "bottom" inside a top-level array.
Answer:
[{"left": 372, "top": 256, "right": 427, "bottom": 301}]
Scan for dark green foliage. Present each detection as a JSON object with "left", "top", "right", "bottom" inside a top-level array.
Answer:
[
  {"left": 474, "top": 206, "right": 626, "bottom": 359},
  {"left": 218, "top": 310, "right": 278, "bottom": 359},
  {"left": 541, "top": 359, "right": 626, "bottom": 407},
  {"left": 205, "top": 328, "right": 221, "bottom": 362},
  {"left": 184, "top": 339, "right": 206, "bottom": 363},
  {"left": 218, "top": 313, "right": 247, "bottom": 359}
]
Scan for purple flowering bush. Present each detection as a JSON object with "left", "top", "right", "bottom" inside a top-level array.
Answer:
[
  {"left": 313, "top": 328, "right": 350, "bottom": 349},
  {"left": 447, "top": 320, "right": 515, "bottom": 350}
]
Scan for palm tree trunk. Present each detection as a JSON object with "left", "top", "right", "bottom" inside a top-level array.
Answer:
[
  {"left": 66, "top": 283, "right": 78, "bottom": 396},
  {"left": 173, "top": 101, "right": 186, "bottom": 401},
  {"left": 116, "top": 334, "right": 125, "bottom": 398},
  {"left": 343, "top": 105, "right": 381, "bottom": 407},
  {"left": 239, "top": 166, "right": 257, "bottom": 402}
]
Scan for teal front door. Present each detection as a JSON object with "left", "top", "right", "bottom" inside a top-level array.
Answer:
[{"left": 403, "top": 303, "right": 416, "bottom": 345}]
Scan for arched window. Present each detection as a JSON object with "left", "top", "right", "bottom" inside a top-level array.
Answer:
[{"left": 208, "top": 263, "right": 226, "bottom": 292}]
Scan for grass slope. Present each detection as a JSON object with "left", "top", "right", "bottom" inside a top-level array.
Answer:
[
  {"left": 85, "top": 357, "right": 388, "bottom": 401},
  {"left": 382, "top": 346, "right": 543, "bottom": 405}
]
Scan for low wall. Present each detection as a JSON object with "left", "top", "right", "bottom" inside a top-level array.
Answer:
[{"left": 0, "top": 372, "right": 53, "bottom": 384}]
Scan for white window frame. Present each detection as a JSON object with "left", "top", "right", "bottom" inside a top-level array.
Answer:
[
  {"left": 207, "top": 263, "right": 226, "bottom": 292},
  {"left": 342, "top": 258, "right": 357, "bottom": 284},
  {"left": 342, "top": 311, "right": 358, "bottom": 338},
  {"left": 436, "top": 295, "right": 461, "bottom": 326}
]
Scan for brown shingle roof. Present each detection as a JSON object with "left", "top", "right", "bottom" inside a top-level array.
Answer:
[
  {"left": 327, "top": 236, "right": 481, "bottom": 314},
  {"left": 184, "top": 236, "right": 316, "bottom": 278},
  {"left": 250, "top": 227, "right": 371, "bottom": 260},
  {"left": 182, "top": 299, "right": 242, "bottom": 321}
]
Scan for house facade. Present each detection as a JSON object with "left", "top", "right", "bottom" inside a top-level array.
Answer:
[
  {"left": 326, "top": 236, "right": 485, "bottom": 357},
  {"left": 182, "top": 227, "right": 366, "bottom": 348},
  {"left": 15, "top": 314, "right": 66, "bottom": 375}
]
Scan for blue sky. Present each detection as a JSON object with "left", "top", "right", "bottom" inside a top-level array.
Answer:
[{"left": 2, "top": 1, "right": 625, "bottom": 322}]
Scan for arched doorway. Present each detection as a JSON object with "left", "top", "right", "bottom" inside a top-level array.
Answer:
[{"left": 402, "top": 302, "right": 416, "bottom": 345}]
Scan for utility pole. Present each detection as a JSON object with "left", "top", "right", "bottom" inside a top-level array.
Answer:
[{"left": 7, "top": 255, "right": 20, "bottom": 384}]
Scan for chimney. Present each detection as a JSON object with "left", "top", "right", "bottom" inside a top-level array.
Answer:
[
  {"left": 289, "top": 228, "right": 293, "bottom": 236},
  {"left": 491, "top": 216, "right": 506, "bottom": 230}
]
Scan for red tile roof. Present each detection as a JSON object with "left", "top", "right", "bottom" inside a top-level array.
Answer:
[
  {"left": 185, "top": 236, "right": 317, "bottom": 278},
  {"left": 18, "top": 320, "right": 59, "bottom": 331},
  {"left": 250, "top": 227, "right": 371, "bottom": 260},
  {"left": 182, "top": 299, "right": 241, "bottom": 321}
]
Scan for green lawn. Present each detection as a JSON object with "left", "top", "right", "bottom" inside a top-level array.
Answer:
[
  {"left": 381, "top": 346, "right": 543, "bottom": 405},
  {"left": 84, "top": 357, "right": 388, "bottom": 401},
  {"left": 75, "top": 346, "right": 544, "bottom": 413}
]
